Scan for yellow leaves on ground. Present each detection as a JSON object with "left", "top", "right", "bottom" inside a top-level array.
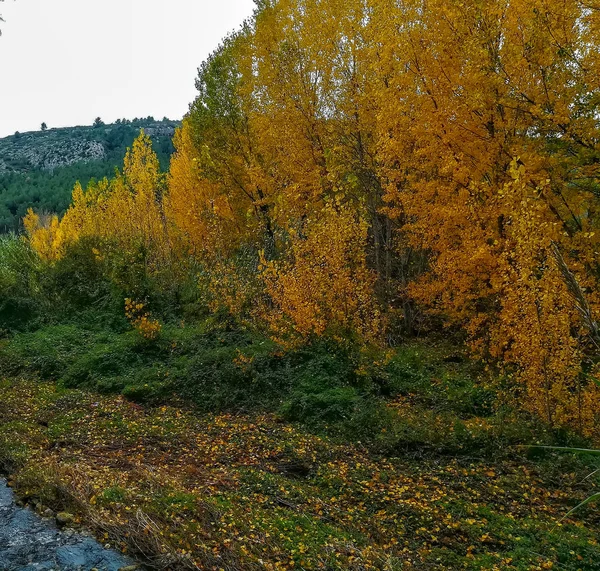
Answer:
[{"left": 3, "top": 379, "right": 599, "bottom": 570}]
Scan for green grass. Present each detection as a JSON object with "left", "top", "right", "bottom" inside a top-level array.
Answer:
[
  {"left": 0, "top": 378, "right": 598, "bottom": 570},
  {"left": 0, "top": 317, "right": 580, "bottom": 457}
]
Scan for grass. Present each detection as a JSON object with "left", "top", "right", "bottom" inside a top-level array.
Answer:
[
  {"left": 0, "top": 319, "right": 563, "bottom": 456},
  {"left": 0, "top": 318, "right": 598, "bottom": 568},
  {"left": 0, "top": 378, "right": 598, "bottom": 570}
]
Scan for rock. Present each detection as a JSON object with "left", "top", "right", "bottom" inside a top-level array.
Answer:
[
  {"left": 55, "top": 512, "right": 74, "bottom": 526},
  {"left": 43, "top": 507, "right": 55, "bottom": 518},
  {"left": 119, "top": 566, "right": 140, "bottom": 571},
  {"left": 0, "top": 478, "right": 135, "bottom": 570}
]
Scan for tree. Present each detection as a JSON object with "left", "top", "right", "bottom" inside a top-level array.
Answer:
[
  {"left": 40, "top": 122, "right": 47, "bottom": 131},
  {"left": 29, "top": 0, "right": 600, "bottom": 435},
  {"left": 166, "top": 0, "right": 600, "bottom": 433},
  {"left": 93, "top": 117, "right": 104, "bottom": 128}
]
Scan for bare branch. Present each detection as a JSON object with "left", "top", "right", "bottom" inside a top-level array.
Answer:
[{"left": 551, "top": 241, "right": 600, "bottom": 348}]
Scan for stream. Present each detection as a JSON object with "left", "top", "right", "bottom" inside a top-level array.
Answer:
[{"left": 0, "top": 479, "right": 135, "bottom": 571}]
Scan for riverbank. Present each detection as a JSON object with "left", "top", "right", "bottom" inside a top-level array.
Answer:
[
  {"left": 1, "top": 377, "right": 599, "bottom": 570},
  {"left": 0, "top": 477, "right": 134, "bottom": 571}
]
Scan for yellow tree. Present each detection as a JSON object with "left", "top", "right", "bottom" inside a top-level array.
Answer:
[
  {"left": 167, "top": 0, "right": 389, "bottom": 337},
  {"left": 27, "top": 132, "right": 170, "bottom": 296},
  {"left": 260, "top": 200, "right": 381, "bottom": 346},
  {"left": 23, "top": 210, "right": 63, "bottom": 262},
  {"left": 166, "top": 31, "right": 283, "bottom": 316},
  {"left": 372, "top": 0, "right": 600, "bottom": 431}
]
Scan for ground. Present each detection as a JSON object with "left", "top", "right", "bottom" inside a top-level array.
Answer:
[{"left": 0, "top": 378, "right": 598, "bottom": 570}]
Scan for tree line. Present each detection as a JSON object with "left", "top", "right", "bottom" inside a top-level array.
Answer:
[{"left": 23, "top": 0, "right": 600, "bottom": 436}]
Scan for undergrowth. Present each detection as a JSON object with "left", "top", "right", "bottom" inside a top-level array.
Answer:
[
  {"left": 0, "top": 315, "right": 570, "bottom": 457},
  {"left": 0, "top": 379, "right": 598, "bottom": 570}
]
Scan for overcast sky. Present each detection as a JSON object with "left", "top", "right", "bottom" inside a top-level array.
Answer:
[{"left": 0, "top": 0, "right": 256, "bottom": 137}]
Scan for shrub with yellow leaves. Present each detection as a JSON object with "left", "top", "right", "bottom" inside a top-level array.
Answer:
[
  {"left": 124, "top": 298, "right": 162, "bottom": 341},
  {"left": 259, "top": 201, "right": 382, "bottom": 348},
  {"left": 23, "top": 209, "right": 64, "bottom": 262}
]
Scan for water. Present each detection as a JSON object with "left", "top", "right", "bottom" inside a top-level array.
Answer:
[{"left": 0, "top": 479, "right": 135, "bottom": 571}]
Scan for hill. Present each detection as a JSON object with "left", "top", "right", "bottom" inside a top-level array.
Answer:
[{"left": 0, "top": 118, "right": 179, "bottom": 232}]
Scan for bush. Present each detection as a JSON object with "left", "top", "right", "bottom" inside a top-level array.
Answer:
[
  {"left": 0, "top": 234, "right": 43, "bottom": 332},
  {"left": 281, "top": 384, "right": 361, "bottom": 424},
  {"left": 47, "top": 237, "right": 119, "bottom": 313},
  {"left": 0, "top": 325, "right": 100, "bottom": 378},
  {"left": 0, "top": 312, "right": 586, "bottom": 460}
]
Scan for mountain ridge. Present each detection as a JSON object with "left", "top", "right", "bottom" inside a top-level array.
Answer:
[{"left": 0, "top": 118, "right": 179, "bottom": 174}]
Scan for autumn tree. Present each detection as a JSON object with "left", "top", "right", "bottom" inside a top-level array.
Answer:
[
  {"left": 26, "top": 132, "right": 170, "bottom": 298},
  {"left": 172, "top": 0, "right": 599, "bottom": 430},
  {"left": 372, "top": 0, "right": 600, "bottom": 432},
  {"left": 168, "top": 0, "right": 392, "bottom": 335},
  {"left": 35, "top": 0, "right": 600, "bottom": 433}
]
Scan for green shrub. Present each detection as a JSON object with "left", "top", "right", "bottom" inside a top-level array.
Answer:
[
  {"left": 281, "top": 384, "right": 361, "bottom": 424},
  {"left": 0, "top": 325, "right": 100, "bottom": 378},
  {"left": 0, "top": 234, "right": 43, "bottom": 332},
  {"left": 0, "top": 313, "right": 586, "bottom": 460}
]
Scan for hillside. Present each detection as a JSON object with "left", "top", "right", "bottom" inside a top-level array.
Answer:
[{"left": 0, "top": 118, "right": 179, "bottom": 232}]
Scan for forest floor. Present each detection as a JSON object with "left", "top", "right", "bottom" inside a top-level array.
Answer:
[{"left": 1, "top": 377, "right": 599, "bottom": 571}]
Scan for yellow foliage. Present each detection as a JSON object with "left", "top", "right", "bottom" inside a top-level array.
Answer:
[
  {"left": 26, "top": 132, "right": 170, "bottom": 280},
  {"left": 260, "top": 202, "right": 381, "bottom": 347},
  {"left": 23, "top": 209, "right": 63, "bottom": 262},
  {"left": 124, "top": 298, "right": 162, "bottom": 341},
  {"left": 26, "top": 0, "right": 600, "bottom": 433}
]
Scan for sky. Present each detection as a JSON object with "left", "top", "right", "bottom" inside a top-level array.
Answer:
[{"left": 0, "top": 0, "right": 256, "bottom": 137}]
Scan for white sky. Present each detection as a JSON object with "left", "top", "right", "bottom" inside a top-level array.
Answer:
[{"left": 0, "top": 0, "right": 256, "bottom": 137}]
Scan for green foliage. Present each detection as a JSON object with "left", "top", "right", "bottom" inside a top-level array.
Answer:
[
  {"left": 0, "top": 315, "right": 557, "bottom": 457},
  {"left": 0, "top": 234, "right": 42, "bottom": 332},
  {"left": 382, "top": 345, "right": 496, "bottom": 416},
  {"left": 0, "top": 232, "right": 129, "bottom": 334}
]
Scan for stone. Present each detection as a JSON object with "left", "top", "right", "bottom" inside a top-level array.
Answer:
[
  {"left": 55, "top": 512, "right": 74, "bottom": 526},
  {"left": 0, "top": 478, "right": 135, "bottom": 570}
]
